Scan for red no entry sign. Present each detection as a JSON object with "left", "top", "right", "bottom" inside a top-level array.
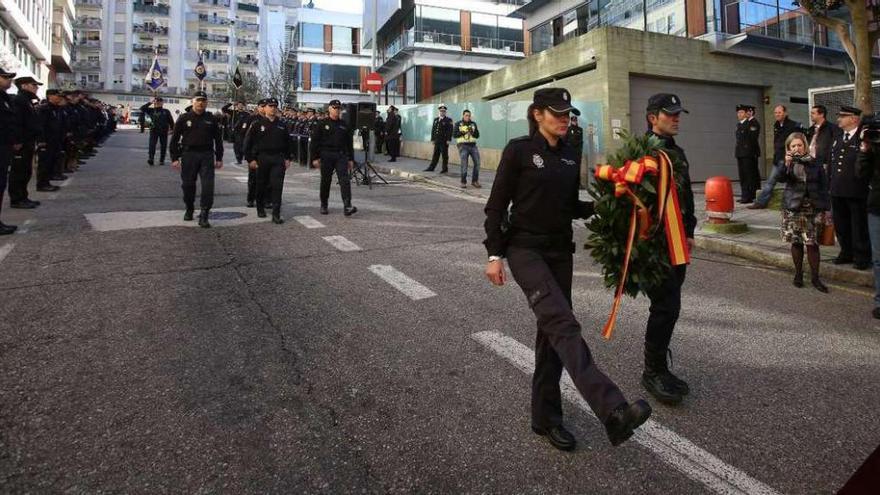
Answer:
[{"left": 364, "top": 72, "right": 383, "bottom": 92}]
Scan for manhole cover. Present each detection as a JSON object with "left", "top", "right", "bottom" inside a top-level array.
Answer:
[{"left": 209, "top": 211, "right": 247, "bottom": 220}]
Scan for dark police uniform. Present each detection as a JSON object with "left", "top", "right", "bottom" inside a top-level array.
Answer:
[
  {"left": 0, "top": 67, "right": 17, "bottom": 234},
  {"left": 425, "top": 108, "right": 453, "bottom": 172},
  {"left": 244, "top": 99, "right": 293, "bottom": 223},
  {"left": 311, "top": 99, "right": 356, "bottom": 215},
  {"left": 373, "top": 114, "right": 385, "bottom": 154},
  {"left": 484, "top": 88, "right": 650, "bottom": 450},
  {"left": 735, "top": 105, "right": 762, "bottom": 203},
  {"left": 385, "top": 108, "right": 401, "bottom": 161},
  {"left": 35, "top": 91, "right": 67, "bottom": 191},
  {"left": 140, "top": 100, "right": 175, "bottom": 166},
  {"left": 228, "top": 106, "right": 252, "bottom": 165},
  {"left": 9, "top": 81, "right": 42, "bottom": 208},
  {"left": 829, "top": 107, "right": 870, "bottom": 267},
  {"left": 169, "top": 92, "right": 223, "bottom": 227}
]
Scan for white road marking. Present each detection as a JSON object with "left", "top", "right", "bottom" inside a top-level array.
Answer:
[
  {"left": 294, "top": 216, "right": 325, "bottom": 229},
  {"left": 0, "top": 243, "right": 14, "bottom": 264},
  {"left": 234, "top": 177, "right": 249, "bottom": 183},
  {"left": 368, "top": 265, "right": 437, "bottom": 301},
  {"left": 471, "top": 331, "right": 782, "bottom": 495},
  {"left": 322, "top": 235, "right": 362, "bottom": 252},
  {"left": 15, "top": 219, "right": 34, "bottom": 235}
]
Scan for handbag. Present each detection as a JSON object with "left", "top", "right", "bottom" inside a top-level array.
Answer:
[{"left": 820, "top": 215, "right": 835, "bottom": 246}]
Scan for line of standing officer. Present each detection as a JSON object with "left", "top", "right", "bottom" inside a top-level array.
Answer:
[
  {"left": 735, "top": 104, "right": 762, "bottom": 204},
  {"left": 35, "top": 89, "right": 68, "bottom": 192},
  {"left": 140, "top": 97, "right": 175, "bottom": 166},
  {"left": 311, "top": 99, "right": 357, "bottom": 216},
  {"left": 9, "top": 76, "right": 43, "bottom": 209},
  {"left": 169, "top": 91, "right": 223, "bottom": 228},
  {"left": 0, "top": 67, "right": 17, "bottom": 234},
  {"left": 243, "top": 98, "right": 293, "bottom": 224}
]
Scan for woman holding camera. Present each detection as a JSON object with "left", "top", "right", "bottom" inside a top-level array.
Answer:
[
  {"left": 777, "top": 132, "right": 830, "bottom": 292},
  {"left": 484, "top": 88, "right": 651, "bottom": 451}
]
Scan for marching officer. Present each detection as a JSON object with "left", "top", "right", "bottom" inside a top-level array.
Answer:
[
  {"left": 241, "top": 102, "right": 263, "bottom": 207},
  {"left": 566, "top": 115, "right": 584, "bottom": 167},
  {"left": 424, "top": 104, "right": 453, "bottom": 173},
  {"left": 829, "top": 105, "right": 870, "bottom": 270},
  {"left": 484, "top": 88, "right": 651, "bottom": 451},
  {"left": 227, "top": 101, "right": 250, "bottom": 165},
  {"left": 9, "top": 76, "right": 43, "bottom": 209},
  {"left": 244, "top": 98, "right": 293, "bottom": 224},
  {"left": 735, "top": 104, "right": 762, "bottom": 204},
  {"left": 373, "top": 111, "right": 385, "bottom": 155},
  {"left": 35, "top": 89, "right": 68, "bottom": 192},
  {"left": 0, "top": 67, "right": 17, "bottom": 234},
  {"left": 169, "top": 91, "right": 223, "bottom": 228},
  {"left": 642, "top": 93, "right": 697, "bottom": 405},
  {"left": 311, "top": 99, "right": 357, "bottom": 216},
  {"left": 385, "top": 105, "right": 402, "bottom": 162},
  {"left": 139, "top": 97, "right": 175, "bottom": 166}
]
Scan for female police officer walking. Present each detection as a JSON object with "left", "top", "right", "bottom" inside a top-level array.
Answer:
[{"left": 484, "top": 88, "right": 651, "bottom": 451}]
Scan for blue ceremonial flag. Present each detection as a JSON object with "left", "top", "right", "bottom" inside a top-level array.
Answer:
[
  {"left": 144, "top": 55, "right": 165, "bottom": 90},
  {"left": 194, "top": 53, "right": 207, "bottom": 81}
]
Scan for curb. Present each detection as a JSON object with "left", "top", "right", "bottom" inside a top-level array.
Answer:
[
  {"left": 694, "top": 235, "right": 873, "bottom": 288},
  {"left": 372, "top": 165, "right": 490, "bottom": 199}
]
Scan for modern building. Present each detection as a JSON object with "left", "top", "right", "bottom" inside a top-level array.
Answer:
[
  {"left": 0, "top": 0, "right": 57, "bottom": 93},
  {"left": 365, "top": 0, "right": 529, "bottom": 104},
  {"left": 50, "top": 0, "right": 75, "bottom": 82}
]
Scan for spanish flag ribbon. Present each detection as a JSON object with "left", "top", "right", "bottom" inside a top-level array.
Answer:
[{"left": 594, "top": 151, "right": 690, "bottom": 340}]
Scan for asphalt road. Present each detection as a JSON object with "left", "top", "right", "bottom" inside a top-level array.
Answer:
[{"left": 1, "top": 130, "right": 878, "bottom": 494}]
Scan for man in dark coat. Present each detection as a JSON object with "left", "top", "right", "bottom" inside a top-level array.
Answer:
[
  {"left": 140, "top": 97, "right": 175, "bottom": 166},
  {"left": 9, "top": 76, "right": 43, "bottom": 209},
  {"left": 424, "top": 104, "right": 453, "bottom": 173},
  {"left": 734, "top": 104, "right": 761, "bottom": 204}
]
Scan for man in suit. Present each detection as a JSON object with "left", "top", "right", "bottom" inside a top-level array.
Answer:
[
  {"left": 806, "top": 104, "right": 838, "bottom": 168},
  {"left": 829, "top": 105, "right": 870, "bottom": 270},
  {"left": 734, "top": 104, "right": 761, "bottom": 204},
  {"left": 424, "top": 104, "right": 453, "bottom": 173}
]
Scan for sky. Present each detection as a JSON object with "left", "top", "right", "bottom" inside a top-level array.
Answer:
[{"left": 311, "top": 0, "right": 363, "bottom": 14}]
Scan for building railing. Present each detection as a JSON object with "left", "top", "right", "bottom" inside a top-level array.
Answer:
[
  {"left": 198, "top": 14, "right": 233, "bottom": 26},
  {"left": 190, "top": 0, "right": 231, "bottom": 8},
  {"left": 470, "top": 35, "right": 525, "bottom": 53},
  {"left": 72, "top": 60, "right": 101, "bottom": 70},
  {"left": 237, "top": 57, "right": 258, "bottom": 65},
  {"left": 307, "top": 81, "right": 362, "bottom": 91},
  {"left": 383, "top": 29, "right": 524, "bottom": 61},
  {"left": 74, "top": 17, "right": 102, "bottom": 29},
  {"left": 133, "top": 44, "right": 169, "bottom": 54},
  {"left": 76, "top": 39, "right": 102, "bottom": 48},
  {"left": 236, "top": 21, "right": 259, "bottom": 32},
  {"left": 199, "top": 32, "right": 231, "bottom": 43},
  {"left": 133, "top": 2, "right": 170, "bottom": 15},
  {"left": 238, "top": 2, "right": 259, "bottom": 13},
  {"left": 236, "top": 38, "right": 259, "bottom": 48},
  {"left": 133, "top": 24, "right": 170, "bottom": 35},
  {"left": 74, "top": 0, "right": 102, "bottom": 7}
]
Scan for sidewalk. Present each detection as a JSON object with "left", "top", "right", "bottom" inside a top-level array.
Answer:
[{"left": 370, "top": 153, "right": 873, "bottom": 288}]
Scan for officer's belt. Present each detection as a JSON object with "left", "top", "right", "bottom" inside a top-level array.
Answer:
[{"left": 508, "top": 231, "right": 575, "bottom": 253}]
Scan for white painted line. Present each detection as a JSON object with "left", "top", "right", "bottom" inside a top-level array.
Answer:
[
  {"left": 15, "top": 219, "right": 34, "bottom": 235},
  {"left": 322, "top": 235, "right": 362, "bottom": 252},
  {"left": 234, "top": 177, "right": 249, "bottom": 183},
  {"left": 368, "top": 264, "right": 437, "bottom": 301},
  {"left": 0, "top": 243, "right": 14, "bottom": 264},
  {"left": 293, "top": 215, "right": 325, "bottom": 229},
  {"left": 470, "top": 331, "right": 782, "bottom": 495}
]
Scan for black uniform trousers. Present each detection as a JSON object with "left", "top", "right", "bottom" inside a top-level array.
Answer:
[
  {"left": 645, "top": 264, "right": 687, "bottom": 351},
  {"left": 255, "top": 153, "right": 286, "bottom": 215},
  {"left": 180, "top": 150, "right": 216, "bottom": 210},
  {"left": 233, "top": 135, "right": 246, "bottom": 164},
  {"left": 298, "top": 136, "right": 310, "bottom": 165},
  {"left": 832, "top": 196, "right": 871, "bottom": 264},
  {"left": 427, "top": 141, "right": 449, "bottom": 170},
  {"left": 9, "top": 144, "right": 35, "bottom": 203},
  {"left": 247, "top": 169, "right": 257, "bottom": 204},
  {"left": 386, "top": 136, "right": 401, "bottom": 159},
  {"left": 37, "top": 145, "right": 62, "bottom": 187},
  {"left": 319, "top": 151, "right": 352, "bottom": 207},
  {"left": 374, "top": 133, "right": 384, "bottom": 154},
  {"left": 506, "top": 246, "right": 627, "bottom": 428},
  {"left": 0, "top": 145, "right": 10, "bottom": 208},
  {"left": 736, "top": 157, "right": 760, "bottom": 202},
  {"left": 148, "top": 130, "right": 169, "bottom": 164}
]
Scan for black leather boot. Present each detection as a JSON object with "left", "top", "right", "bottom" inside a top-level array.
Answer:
[
  {"left": 272, "top": 212, "right": 284, "bottom": 224},
  {"left": 183, "top": 207, "right": 194, "bottom": 221},
  {"left": 198, "top": 210, "right": 211, "bottom": 228},
  {"left": 532, "top": 425, "right": 576, "bottom": 451},
  {"left": 256, "top": 206, "right": 267, "bottom": 218},
  {"left": 604, "top": 400, "right": 652, "bottom": 446},
  {"left": 642, "top": 344, "right": 686, "bottom": 404}
]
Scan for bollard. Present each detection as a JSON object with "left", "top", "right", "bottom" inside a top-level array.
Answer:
[{"left": 705, "top": 176, "right": 734, "bottom": 224}]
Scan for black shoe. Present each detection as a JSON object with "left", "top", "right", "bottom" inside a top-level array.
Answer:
[
  {"left": 604, "top": 400, "right": 652, "bottom": 447},
  {"left": 440, "top": 169, "right": 448, "bottom": 174},
  {"left": 344, "top": 206, "right": 358, "bottom": 216},
  {"left": 0, "top": 222, "right": 16, "bottom": 235},
  {"left": 36, "top": 185, "right": 60, "bottom": 192},
  {"left": 832, "top": 256, "right": 853, "bottom": 265},
  {"left": 811, "top": 277, "right": 829, "bottom": 293},
  {"left": 389, "top": 158, "right": 397, "bottom": 162},
  {"left": 642, "top": 344, "right": 685, "bottom": 404},
  {"left": 10, "top": 201, "right": 36, "bottom": 209},
  {"left": 532, "top": 425, "right": 576, "bottom": 451},
  {"left": 257, "top": 208, "right": 267, "bottom": 218},
  {"left": 183, "top": 209, "right": 194, "bottom": 221},
  {"left": 158, "top": 162, "right": 165, "bottom": 167},
  {"left": 746, "top": 203, "right": 766, "bottom": 210},
  {"left": 854, "top": 261, "right": 871, "bottom": 270},
  {"left": 793, "top": 272, "right": 804, "bottom": 288},
  {"left": 26, "top": 199, "right": 40, "bottom": 207},
  {"left": 272, "top": 214, "right": 284, "bottom": 224},
  {"left": 737, "top": 199, "right": 753, "bottom": 204},
  {"left": 320, "top": 205, "right": 329, "bottom": 215},
  {"left": 147, "top": 160, "right": 154, "bottom": 166},
  {"left": 50, "top": 174, "right": 68, "bottom": 181},
  {"left": 265, "top": 202, "right": 274, "bottom": 209},
  {"left": 198, "top": 211, "right": 211, "bottom": 228},
  {"left": 246, "top": 200, "right": 255, "bottom": 208},
  {"left": 872, "top": 307, "right": 880, "bottom": 320},
  {"left": 423, "top": 167, "right": 435, "bottom": 172}
]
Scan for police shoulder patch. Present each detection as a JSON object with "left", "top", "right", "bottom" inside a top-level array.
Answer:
[{"left": 532, "top": 154, "right": 545, "bottom": 168}]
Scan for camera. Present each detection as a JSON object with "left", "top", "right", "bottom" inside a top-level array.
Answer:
[{"left": 862, "top": 112, "right": 880, "bottom": 144}]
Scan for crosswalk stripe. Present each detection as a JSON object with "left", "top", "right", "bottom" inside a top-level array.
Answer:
[
  {"left": 0, "top": 243, "right": 14, "bottom": 264},
  {"left": 368, "top": 265, "right": 437, "bottom": 301},
  {"left": 322, "top": 235, "right": 362, "bottom": 252},
  {"left": 294, "top": 216, "right": 325, "bottom": 229},
  {"left": 16, "top": 219, "right": 34, "bottom": 235},
  {"left": 471, "top": 331, "right": 782, "bottom": 495}
]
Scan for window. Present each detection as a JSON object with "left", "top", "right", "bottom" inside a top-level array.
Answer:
[
  {"left": 332, "top": 26, "right": 352, "bottom": 53},
  {"left": 300, "top": 22, "right": 323, "bottom": 49},
  {"left": 431, "top": 68, "right": 489, "bottom": 97},
  {"left": 646, "top": 0, "right": 686, "bottom": 36},
  {"left": 530, "top": 22, "right": 553, "bottom": 53},
  {"left": 309, "top": 64, "right": 361, "bottom": 90},
  {"left": 415, "top": 6, "right": 460, "bottom": 46}
]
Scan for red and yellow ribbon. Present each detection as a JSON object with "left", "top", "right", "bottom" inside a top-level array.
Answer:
[{"left": 594, "top": 150, "right": 690, "bottom": 340}]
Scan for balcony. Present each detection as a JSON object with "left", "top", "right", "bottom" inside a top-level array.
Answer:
[
  {"left": 189, "top": 0, "right": 231, "bottom": 8},
  {"left": 237, "top": 2, "right": 259, "bottom": 13},
  {"left": 133, "top": 2, "right": 170, "bottom": 15},
  {"left": 198, "top": 32, "right": 230, "bottom": 44},
  {"left": 133, "top": 24, "right": 170, "bottom": 36},
  {"left": 470, "top": 35, "right": 525, "bottom": 54},
  {"left": 236, "top": 38, "right": 258, "bottom": 48},
  {"left": 721, "top": 0, "right": 818, "bottom": 46},
  {"left": 73, "top": 17, "right": 102, "bottom": 29},
  {"left": 133, "top": 43, "right": 169, "bottom": 54},
  {"left": 237, "top": 56, "right": 258, "bottom": 66},
  {"left": 236, "top": 21, "right": 259, "bottom": 32},
  {"left": 72, "top": 59, "right": 101, "bottom": 71},
  {"left": 76, "top": 39, "right": 102, "bottom": 49},
  {"left": 74, "top": 0, "right": 102, "bottom": 8},
  {"left": 198, "top": 13, "right": 233, "bottom": 26}
]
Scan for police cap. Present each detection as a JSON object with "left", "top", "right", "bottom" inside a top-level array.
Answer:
[
  {"left": 838, "top": 105, "right": 862, "bottom": 116},
  {"left": 14, "top": 76, "right": 42, "bottom": 87},
  {"left": 45, "top": 89, "right": 62, "bottom": 97},
  {"left": 0, "top": 67, "right": 15, "bottom": 78},
  {"left": 647, "top": 93, "right": 689, "bottom": 115},
  {"left": 533, "top": 88, "right": 580, "bottom": 116},
  {"left": 328, "top": 99, "right": 342, "bottom": 108},
  {"left": 193, "top": 91, "right": 208, "bottom": 100}
]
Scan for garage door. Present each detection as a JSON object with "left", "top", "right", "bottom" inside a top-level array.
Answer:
[{"left": 629, "top": 76, "right": 764, "bottom": 182}]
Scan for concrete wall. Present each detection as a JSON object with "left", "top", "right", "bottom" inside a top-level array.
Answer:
[{"left": 407, "top": 26, "right": 853, "bottom": 177}]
